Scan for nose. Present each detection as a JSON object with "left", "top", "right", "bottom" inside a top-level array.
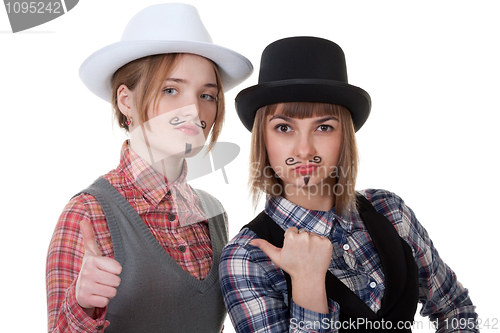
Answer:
[
  {"left": 293, "top": 132, "right": 316, "bottom": 159},
  {"left": 180, "top": 103, "right": 200, "bottom": 120}
]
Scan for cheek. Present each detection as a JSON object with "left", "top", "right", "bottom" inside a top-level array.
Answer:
[
  {"left": 265, "top": 138, "right": 286, "bottom": 169},
  {"left": 322, "top": 140, "right": 342, "bottom": 165},
  {"left": 201, "top": 110, "right": 217, "bottom": 133}
]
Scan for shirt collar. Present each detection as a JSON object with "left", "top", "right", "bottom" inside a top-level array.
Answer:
[
  {"left": 118, "top": 140, "right": 189, "bottom": 207},
  {"left": 265, "top": 195, "right": 342, "bottom": 237}
]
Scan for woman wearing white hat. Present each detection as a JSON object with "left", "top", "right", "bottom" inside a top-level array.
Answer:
[{"left": 46, "top": 3, "right": 252, "bottom": 332}]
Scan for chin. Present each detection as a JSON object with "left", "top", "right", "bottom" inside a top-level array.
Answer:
[{"left": 183, "top": 145, "right": 205, "bottom": 158}]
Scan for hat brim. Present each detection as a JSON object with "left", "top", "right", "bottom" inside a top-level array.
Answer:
[
  {"left": 79, "top": 40, "right": 253, "bottom": 101},
  {"left": 235, "top": 79, "right": 371, "bottom": 132}
]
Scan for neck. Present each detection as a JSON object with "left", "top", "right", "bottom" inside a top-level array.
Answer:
[
  {"left": 151, "top": 157, "right": 184, "bottom": 183},
  {"left": 129, "top": 138, "right": 185, "bottom": 184},
  {"left": 282, "top": 180, "right": 336, "bottom": 211}
]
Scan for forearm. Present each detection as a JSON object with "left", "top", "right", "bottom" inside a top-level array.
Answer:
[
  {"left": 424, "top": 279, "right": 478, "bottom": 333},
  {"left": 289, "top": 299, "right": 340, "bottom": 333}
]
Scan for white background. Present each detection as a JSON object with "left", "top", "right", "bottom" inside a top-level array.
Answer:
[{"left": 1, "top": 1, "right": 499, "bottom": 331}]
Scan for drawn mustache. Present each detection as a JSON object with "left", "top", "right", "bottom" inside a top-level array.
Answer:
[
  {"left": 285, "top": 156, "right": 322, "bottom": 166},
  {"left": 309, "top": 156, "right": 322, "bottom": 163},
  {"left": 169, "top": 117, "right": 206, "bottom": 129},
  {"left": 285, "top": 158, "right": 301, "bottom": 166}
]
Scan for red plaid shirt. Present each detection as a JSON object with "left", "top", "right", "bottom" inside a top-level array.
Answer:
[{"left": 46, "top": 141, "right": 224, "bottom": 332}]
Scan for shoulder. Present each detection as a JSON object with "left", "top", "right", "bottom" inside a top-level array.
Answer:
[
  {"left": 357, "top": 189, "right": 419, "bottom": 239},
  {"left": 220, "top": 227, "right": 286, "bottom": 292},
  {"left": 60, "top": 192, "right": 104, "bottom": 224},
  {"left": 220, "top": 229, "right": 256, "bottom": 279},
  {"left": 221, "top": 227, "right": 258, "bottom": 257},
  {"left": 357, "top": 189, "right": 431, "bottom": 257},
  {"left": 53, "top": 187, "right": 112, "bottom": 255},
  {"left": 358, "top": 188, "right": 404, "bottom": 210},
  {"left": 191, "top": 187, "right": 227, "bottom": 221},
  {"left": 220, "top": 227, "right": 276, "bottom": 269},
  {"left": 358, "top": 189, "right": 414, "bottom": 219},
  {"left": 192, "top": 187, "right": 224, "bottom": 208},
  {"left": 50, "top": 193, "right": 105, "bottom": 256}
]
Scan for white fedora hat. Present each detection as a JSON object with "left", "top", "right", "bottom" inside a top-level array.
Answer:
[{"left": 79, "top": 3, "right": 253, "bottom": 101}]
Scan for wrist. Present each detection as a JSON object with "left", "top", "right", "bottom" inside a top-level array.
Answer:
[
  {"left": 82, "top": 306, "right": 97, "bottom": 319},
  {"left": 291, "top": 276, "right": 328, "bottom": 314}
]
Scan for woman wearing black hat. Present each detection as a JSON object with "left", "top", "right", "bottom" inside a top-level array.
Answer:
[{"left": 219, "top": 37, "right": 477, "bottom": 332}]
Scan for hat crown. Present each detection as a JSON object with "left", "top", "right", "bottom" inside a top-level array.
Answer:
[
  {"left": 80, "top": 3, "right": 252, "bottom": 101},
  {"left": 235, "top": 36, "right": 370, "bottom": 132},
  {"left": 258, "top": 37, "right": 348, "bottom": 84},
  {"left": 121, "top": 3, "right": 213, "bottom": 44}
]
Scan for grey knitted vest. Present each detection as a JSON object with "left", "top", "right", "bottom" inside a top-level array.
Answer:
[{"left": 78, "top": 176, "right": 228, "bottom": 332}]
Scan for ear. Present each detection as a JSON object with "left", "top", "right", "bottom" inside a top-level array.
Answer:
[{"left": 117, "top": 84, "right": 132, "bottom": 117}]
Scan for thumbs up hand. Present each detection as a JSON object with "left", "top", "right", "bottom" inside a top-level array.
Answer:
[
  {"left": 76, "top": 221, "right": 122, "bottom": 316},
  {"left": 250, "top": 227, "right": 332, "bottom": 314}
]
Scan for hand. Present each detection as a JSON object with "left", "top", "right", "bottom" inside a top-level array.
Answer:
[
  {"left": 250, "top": 227, "right": 332, "bottom": 281},
  {"left": 250, "top": 227, "right": 333, "bottom": 313},
  {"left": 76, "top": 220, "right": 122, "bottom": 316}
]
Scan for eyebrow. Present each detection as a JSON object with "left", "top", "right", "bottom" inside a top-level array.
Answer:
[
  {"left": 269, "top": 114, "right": 295, "bottom": 123},
  {"left": 165, "top": 78, "right": 218, "bottom": 89},
  {"left": 268, "top": 115, "right": 339, "bottom": 123},
  {"left": 313, "top": 116, "right": 339, "bottom": 124}
]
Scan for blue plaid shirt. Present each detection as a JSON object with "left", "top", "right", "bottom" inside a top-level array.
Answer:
[{"left": 219, "top": 189, "right": 477, "bottom": 333}]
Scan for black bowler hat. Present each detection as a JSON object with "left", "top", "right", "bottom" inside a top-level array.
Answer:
[{"left": 235, "top": 36, "right": 371, "bottom": 132}]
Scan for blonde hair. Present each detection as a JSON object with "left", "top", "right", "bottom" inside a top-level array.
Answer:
[
  {"left": 111, "top": 53, "right": 225, "bottom": 151},
  {"left": 249, "top": 102, "right": 358, "bottom": 216}
]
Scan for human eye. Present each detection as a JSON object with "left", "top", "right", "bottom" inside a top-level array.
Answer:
[
  {"left": 275, "top": 124, "right": 292, "bottom": 133},
  {"left": 200, "top": 93, "right": 216, "bottom": 101},
  {"left": 316, "top": 124, "right": 334, "bottom": 132},
  {"left": 163, "top": 87, "right": 178, "bottom": 95}
]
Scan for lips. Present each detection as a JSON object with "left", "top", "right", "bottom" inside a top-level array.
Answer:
[
  {"left": 294, "top": 165, "right": 318, "bottom": 175},
  {"left": 175, "top": 123, "right": 200, "bottom": 136}
]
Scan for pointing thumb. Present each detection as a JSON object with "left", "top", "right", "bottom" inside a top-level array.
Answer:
[
  {"left": 80, "top": 220, "right": 102, "bottom": 256},
  {"left": 250, "top": 239, "right": 281, "bottom": 264}
]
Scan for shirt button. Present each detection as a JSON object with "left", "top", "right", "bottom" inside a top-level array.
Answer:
[
  {"left": 96, "top": 325, "right": 104, "bottom": 330},
  {"left": 369, "top": 281, "right": 377, "bottom": 289},
  {"left": 178, "top": 245, "right": 186, "bottom": 253},
  {"left": 343, "top": 244, "right": 350, "bottom": 251},
  {"left": 168, "top": 213, "right": 176, "bottom": 221},
  {"left": 166, "top": 190, "right": 172, "bottom": 196}
]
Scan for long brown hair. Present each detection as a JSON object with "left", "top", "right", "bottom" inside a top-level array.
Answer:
[{"left": 249, "top": 102, "right": 358, "bottom": 215}]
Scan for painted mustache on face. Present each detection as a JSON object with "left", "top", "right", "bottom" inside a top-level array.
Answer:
[
  {"left": 285, "top": 156, "right": 322, "bottom": 166},
  {"left": 285, "top": 157, "right": 301, "bottom": 166},
  {"left": 169, "top": 116, "right": 205, "bottom": 156},
  {"left": 309, "top": 156, "right": 322, "bottom": 164},
  {"left": 169, "top": 117, "right": 206, "bottom": 129},
  {"left": 284, "top": 156, "right": 322, "bottom": 186}
]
